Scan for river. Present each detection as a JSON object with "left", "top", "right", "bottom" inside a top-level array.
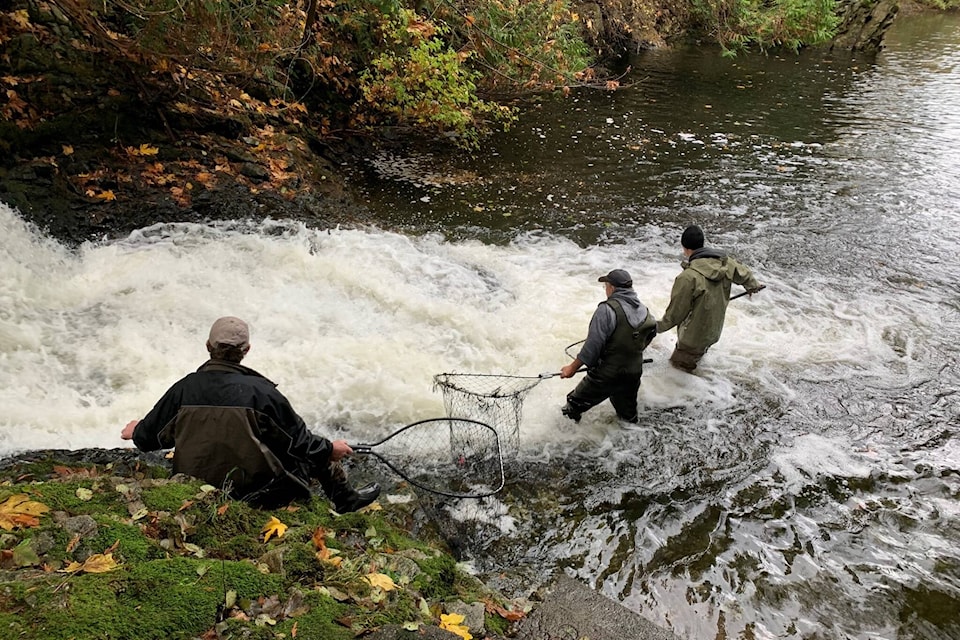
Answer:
[{"left": 2, "top": 11, "right": 959, "bottom": 640}]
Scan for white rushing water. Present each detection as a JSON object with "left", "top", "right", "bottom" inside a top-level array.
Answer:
[{"left": 0, "top": 199, "right": 929, "bottom": 460}]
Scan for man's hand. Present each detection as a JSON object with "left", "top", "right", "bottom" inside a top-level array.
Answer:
[
  {"left": 121, "top": 420, "right": 139, "bottom": 440},
  {"left": 560, "top": 359, "right": 583, "bottom": 379},
  {"left": 330, "top": 439, "right": 353, "bottom": 461}
]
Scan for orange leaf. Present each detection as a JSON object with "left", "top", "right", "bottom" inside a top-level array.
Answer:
[
  {"left": 0, "top": 494, "right": 50, "bottom": 531},
  {"left": 311, "top": 527, "right": 329, "bottom": 552}
]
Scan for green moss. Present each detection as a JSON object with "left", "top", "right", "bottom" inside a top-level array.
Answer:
[
  {"left": 0, "top": 451, "right": 519, "bottom": 640},
  {"left": 88, "top": 516, "right": 162, "bottom": 564},
  {"left": 140, "top": 482, "right": 207, "bottom": 512},
  {"left": 411, "top": 552, "right": 457, "bottom": 599},
  {"left": 25, "top": 480, "right": 125, "bottom": 517},
  {"left": 280, "top": 541, "right": 325, "bottom": 585},
  {"left": 486, "top": 611, "right": 510, "bottom": 635},
  {"left": 121, "top": 558, "right": 282, "bottom": 639},
  {"left": 273, "top": 590, "right": 352, "bottom": 639}
]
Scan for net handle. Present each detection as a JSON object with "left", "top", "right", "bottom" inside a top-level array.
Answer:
[{"left": 351, "top": 418, "right": 505, "bottom": 499}]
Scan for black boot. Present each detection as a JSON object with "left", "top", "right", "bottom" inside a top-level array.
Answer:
[
  {"left": 561, "top": 403, "right": 582, "bottom": 423},
  {"left": 332, "top": 482, "right": 381, "bottom": 513}
]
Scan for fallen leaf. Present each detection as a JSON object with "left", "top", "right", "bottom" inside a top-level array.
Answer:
[
  {"left": 62, "top": 145, "right": 74, "bottom": 155},
  {"left": 440, "top": 612, "right": 472, "bottom": 640},
  {"left": 61, "top": 552, "right": 120, "bottom": 574},
  {"left": 0, "top": 494, "right": 50, "bottom": 530},
  {"left": 261, "top": 516, "right": 287, "bottom": 542},
  {"left": 11, "top": 10, "right": 31, "bottom": 29},
  {"left": 365, "top": 572, "right": 396, "bottom": 591}
]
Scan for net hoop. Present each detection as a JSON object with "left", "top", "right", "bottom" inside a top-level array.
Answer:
[{"left": 433, "top": 372, "right": 546, "bottom": 456}]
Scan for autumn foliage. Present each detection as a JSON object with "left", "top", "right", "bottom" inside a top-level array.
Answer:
[{"left": 0, "top": 0, "right": 598, "bottom": 214}]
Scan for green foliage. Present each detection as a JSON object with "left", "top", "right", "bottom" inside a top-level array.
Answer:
[
  {"left": 443, "top": 0, "right": 594, "bottom": 89},
  {"left": 357, "top": 8, "right": 516, "bottom": 148},
  {"left": 690, "top": 0, "right": 841, "bottom": 52}
]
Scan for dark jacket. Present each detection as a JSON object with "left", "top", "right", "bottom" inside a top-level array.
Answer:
[
  {"left": 132, "top": 360, "right": 332, "bottom": 506},
  {"left": 578, "top": 288, "right": 657, "bottom": 372},
  {"left": 657, "top": 247, "right": 760, "bottom": 352}
]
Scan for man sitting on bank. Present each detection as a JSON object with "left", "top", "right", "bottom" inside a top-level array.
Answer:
[{"left": 120, "top": 316, "right": 380, "bottom": 512}]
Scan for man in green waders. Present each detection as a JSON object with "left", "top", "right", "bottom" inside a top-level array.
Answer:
[
  {"left": 560, "top": 269, "right": 658, "bottom": 423},
  {"left": 658, "top": 225, "right": 762, "bottom": 372}
]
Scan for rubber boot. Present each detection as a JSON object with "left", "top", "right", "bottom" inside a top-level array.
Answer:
[
  {"left": 561, "top": 403, "right": 582, "bottom": 423},
  {"left": 330, "top": 482, "right": 381, "bottom": 513}
]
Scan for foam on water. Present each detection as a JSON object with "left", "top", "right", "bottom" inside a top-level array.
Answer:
[
  {"left": 771, "top": 432, "right": 873, "bottom": 493},
  {"left": 0, "top": 202, "right": 930, "bottom": 459}
]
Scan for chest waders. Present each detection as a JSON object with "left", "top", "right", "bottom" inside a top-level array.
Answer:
[
  {"left": 563, "top": 298, "right": 657, "bottom": 424},
  {"left": 596, "top": 299, "right": 656, "bottom": 377}
]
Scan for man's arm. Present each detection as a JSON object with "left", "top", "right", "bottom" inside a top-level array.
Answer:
[
  {"left": 261, "top": 390, "right": 335, "bottom": 470},
  {"left": 657, "top": 275, "right": 695, "bottom": 333},
  {"left": 122, "top": 382, "right": 185, "bottom": 451},
  {"left": 730, "top": 258, "right": 761, "bottom": 292},
  {"left": 575, "top": 304, "right": 617, "bottom": 369}
]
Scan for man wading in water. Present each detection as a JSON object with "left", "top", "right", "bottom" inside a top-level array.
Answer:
[
  {"left": 560, "top": 269, "right": 658, "bottom": 423},
  {"left": 121, "top": 316, "right": 380, "bottom": 512},
  {"left": 658, "top": 225, "right": 763, "bottom": 372}
]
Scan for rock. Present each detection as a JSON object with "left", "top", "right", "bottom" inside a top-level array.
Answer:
[
  {"left": 829, "top": 0, "right": 900, "bottom": 51},
  {"left": 61, "top": 514, "right": 99, "bottom": 539},
  {"left": 366, "top": 625, "right": 464, "bottom": 639},
  {"left": 513, "top": 573, "right": 680, "bottom": 640},
  {"left": 445, "top": 600, "right": 486, "bottom": 634}
]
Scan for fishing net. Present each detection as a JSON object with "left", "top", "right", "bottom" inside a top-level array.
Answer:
[{"left": 432, "top": 373, "right": 546, "bottom": 456}]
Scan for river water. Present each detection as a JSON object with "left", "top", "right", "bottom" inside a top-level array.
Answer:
[{"left": 2, "top": 11, "right": 959, "bottom": 640}]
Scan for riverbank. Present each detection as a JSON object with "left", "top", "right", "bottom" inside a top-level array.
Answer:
[
  {"left": 0, "top": 0, "right": 910, "bottom": 245},
  {"left": 0, "top": 449, "right": 523, "bottom": 639}
]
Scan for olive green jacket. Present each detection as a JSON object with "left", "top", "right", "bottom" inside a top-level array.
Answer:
[{"left": 657, "top": 249, "right": 760, "bottom": 352}]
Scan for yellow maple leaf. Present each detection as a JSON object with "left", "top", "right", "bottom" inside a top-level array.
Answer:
[
  {"left": 95, "top": 190, "right": 116, "bottom": 201},
  {"left": 365, "top": 572, "right": 397, "bottom": 591},
  {"left": 139, "top": 144, "right": 159, "bottom": 156},
  {"left": 60, "top": 552, "right": 120, "bottom": 574},
  {"left": 261, "top": 516, "right": 287, "bottom": 542},
  {"left": 0, "top": 494, "right": 50, "bottom": 530},
  {"left": 439, "top": 613, "right": 472, "bottom": 640},
  {"left": 62, "top": 145, "right": 74, "bottom": 155},
  {"left": 11, "top": 10, "right": 31, "bottom": 29}
]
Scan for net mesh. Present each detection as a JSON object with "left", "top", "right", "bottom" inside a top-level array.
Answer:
[
  {"left": 433, "top": 373, "right": 545, "bottom": 455},
  {"left": 362, "top": 418, "right": 504, "bottom": 498}
]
